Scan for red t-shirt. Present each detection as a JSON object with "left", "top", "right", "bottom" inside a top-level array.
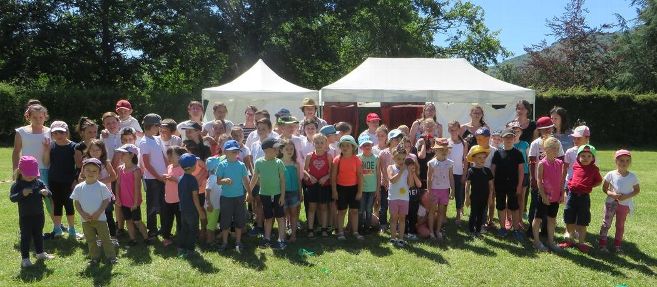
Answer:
[
  {"left": 333, "top": 155, "right": 361, "bottom": 186},
  {"left": 306, "top": 151, "right": 330, "bottom": 186}
]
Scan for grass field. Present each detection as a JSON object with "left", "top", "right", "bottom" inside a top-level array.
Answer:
[{"left": 0, "top": 148, "right": 655, "bottom": 286}]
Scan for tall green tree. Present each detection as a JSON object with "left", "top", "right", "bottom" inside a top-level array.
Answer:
[{"left": 614, "top": 0, "right": 657, "bottom": 92}]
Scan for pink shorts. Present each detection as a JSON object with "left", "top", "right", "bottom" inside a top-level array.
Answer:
[
  {"left": 389, "top": 200, "right": 409, "bottom": 216},
  {"left": 430, "top": 188, "right": 450, "bottom": 205},
  {"left": 416, "top": 223, "right": 431, "bottom": 238}
]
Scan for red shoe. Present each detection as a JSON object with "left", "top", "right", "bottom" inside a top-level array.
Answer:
[
  {"left": 577, "top": 243, "right": 590, "bottom": 253},
  {"left": 558, "top": 241, "right": 576, "bottom": 249}
]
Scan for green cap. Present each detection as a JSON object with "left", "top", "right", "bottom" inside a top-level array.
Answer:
[
  {"left": 339, "top": 135, "right": 358, "bottom": 148},
  {"left": 577, "top": 144, "right": 597, "bottom": 158}
]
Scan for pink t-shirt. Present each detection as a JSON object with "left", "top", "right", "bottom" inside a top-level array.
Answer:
[
  {"left": 165, "top": 164, "right": 184, "bottom": 203},
  {"left": 378, "top": 148, "right": 393, "bottom": 186},
  {"left": 333, "top": 155, "right": 362, "bottom": 186},
  {"left": 119, "top": 165, "right": 141, "bottom": 208},
  {"left": 540, "top": 158, "right": 564, "bottom": 203}
]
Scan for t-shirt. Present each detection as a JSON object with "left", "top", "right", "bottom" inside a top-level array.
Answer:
[
  {"left": 216, "top": 160, "right": 248, "bottom": 198},
  {"left": 165, "top": 164, "right": 183, "bottom": 204},
  {"left": 513, "top": 141, "right": 530, "bottom": 174},
  {"left": 519, "top": 121, "right": 536, "bottom": 143},
  {"left": 178, "top": 173, "right": 199, "bottom": 215},
  {"left": 254, "top": 158, "right": 286, "bottom": 196},
  {"left": 238, "top": 146, "right": 251, "bottom": 163},
  {"left": 306, "top": 151, "right": 331, "bottom": 186},
  {"left": 300, "top": 136, "right": 315, "bottom": 160},
  {"left": 604, "top": 171, "right": 639, "bottom": 211},
  {"left": 528, "top": 137, "right": 564, "bottom": 161},
  {"left": 10, "top": 179, "right": 49, "bottom": 217},
  {"left": 120, "top": 116, "right": 143, "bottom": 133},
  {"left": 378, "top": 148, "right": 393, "bottom": 186},
  {"left": 467, "top": 167, "right": 493, "bottom": 201},
  {"left": 333, "top": 155, "right": 361, "bottom": 186},
  {"left": 206, "top": 174, "right": 222, "bottom": 208},
  {"left": 448, "top": 138, "right": 466, "bottom": 176},
  {"left": 202, "top": 120, "right": 234, "bottom": 138},
  {"left": 484, "top": 146, "right": 497, "bottom": 168},
  {"left": 15, "top": 126, "right": 51, "bottom": 169},
  {"left": 70, "top": 181, "right": 113, "bottom": 222},
  {"left": 139, "top": 136, "right": 168, "bottom": 179},
  {"left": 118, "top": 165, "right": 141, "bottom": 207},
  {"left": 540, "top": 158, "right": 564, "bottom": 203},
  {"left": 245, "top": 131, "right": 279, "bottom": 152},
  {"left": 428, "top": 158, "right": 453, "bottom": 189},
  {"left": 284, "top": 164, "right": 300, "bottom": 192},
  {"left": 564, "top": 146, "right": 579, "bottom": 182},
  {"left": 49, "top": 141, "right": 77, "bottom": 183},
  {"left": 358, "top": 154, "right": 379, "bottom": 192},
  {"left": 161, "top": 135, "right": 183, "bottom": 152},
  {"left": 491, "top": 147, "right": 525, "bottom": 187},
  {"left": 388, "top": 165, "right": 409, "bottom": 201},
  {"left": 103, "top": 132, "right": 121, "bottom": 161}
]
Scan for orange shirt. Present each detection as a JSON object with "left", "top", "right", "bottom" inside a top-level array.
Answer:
[{"left": 333, "top": 155, "right": 361, "bottom": 186}]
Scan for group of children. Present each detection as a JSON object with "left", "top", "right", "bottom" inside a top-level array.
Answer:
[{"left": 11, "top": 98, "right": 641, "bottom": 267}]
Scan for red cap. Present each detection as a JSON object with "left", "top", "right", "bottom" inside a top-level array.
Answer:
[
  {"left": 115, "top": 99, "right": 132, "bottom": 110},
  {"left": 366, "top": 113, "right": 381, "bottom": 122},
  {"left": 536, "top": 116, "right": 554, "bottom": 129},
  {"left": 614, "top": 149, "right": 631, "bottom": 159}
]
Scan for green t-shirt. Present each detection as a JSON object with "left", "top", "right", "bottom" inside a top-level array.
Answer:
[
  {"left": 255, "top": 157, "right": 286, "bottom": 196},
  {"left": 358, "top": 153, "right": 378, "bottom": 192}
]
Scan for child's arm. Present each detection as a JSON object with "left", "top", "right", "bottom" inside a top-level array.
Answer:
[
  {"left": 488, "top": 179, "right": 495, "bottom": 205},
  {"left": 426, "top": 164, "right": 433, "bottom": 191},
  {"left": 331, "top": 160, "right": 338, "bottom": 200},
  {"left": 242, "top": 175, "right": 251, "bottom": 203},
  {"left": 12, "top": 133, "right": 22, "bottom": 171},
  {"left": 464, "top": 180, "right": 471, "bottom": 207},
  {"left": 297, "top": 162, "right": 304, "bottom": 202},
  {"left": 105, "top": 162, "right": 118, "bottom": 183},
  {"left": 91, "top": 198, "right": 110, "bottom": 221},
  {"left": 517, "top": 162, "right": 524, "bottom": 196},
  {"left": 375, "top": 160, "right": 381, "bottom": 195},
  {"left": 356, "top": 164, "right": 363, "bottom": 200},
  {"left": 449, "top": 167, "right": 455, "bottom": 199},
  {"left": 115, "top": 170, "right": 121, "bottom": 206},
  {"left": 528, "top": 156, "right": 538, "bottom": 189},
  {"left": 248, "top": 173, "right": 259, "bottom": 192},
  {"left": 602, "top": 179, "right": 617, "bottom": 198},
  {"left": 74, "top": 200, "right": 91, "bottom": 221},
  {"left": 417, "top": 138, "right": 427, "bottom": 159},
  {"left": 9, "top": 184, "right": 26, "bottom": 202},
  {"left": 74, "top": 149, "right": 84, "bottom": 169},
  {"left": 619, "top": 183, "right": 641, "bottom": 201},
  {"left": 206, "top": 184, "right": 213, "bottom": 211},
  {"left": 133, "top": 169, "right": 143, "bottom": 209},
  {"left": 279, "top": 166, "right": 286, "bottom": 206},
  {"left": 536, "top": 162, "right": 548, "bottom": 204},
  {"left": 245, "top": 155, "right": 254, "bottom": 176},
  {"left": 42, "top": 139, "right": 51, "bottom": 167},
  {"left": 319, "top": 159, "right": 332, "bottom": 185},
  {"left": 388, "top": 165, "right": 404, "bottom": 184},
  {"left": 192, "top": 190, "right": 206, "bottom": 219},
  {"left": 142, "top": 154, "right": 165, "bottom": 182},
  {"left": 303, "top": 156, "right": 316, "bottom": 183}
]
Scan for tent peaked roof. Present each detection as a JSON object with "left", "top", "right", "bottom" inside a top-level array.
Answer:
[{"left": 204, "top": 59, "right": 314, "bottom": 93}]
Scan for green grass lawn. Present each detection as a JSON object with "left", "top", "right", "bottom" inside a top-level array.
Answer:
[{"left": 1, "top": 148, "right": 655, "bottom": 286}]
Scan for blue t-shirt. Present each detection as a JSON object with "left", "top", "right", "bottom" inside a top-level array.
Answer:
[
  {"left": 284, "top": 164, "right": 299, "bottom": 193},
  {"left": 514, "top": 141, "right": 530, "bottom": 174},
  {"left": 216, "top": 160, "right": 248, "bottom": 198},
  {"left": 178, "top": 173, "right": 199, "bottom": 215}
]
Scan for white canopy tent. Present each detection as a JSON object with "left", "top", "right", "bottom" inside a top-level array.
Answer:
[
  {"left": 320, "top": 57, "right": 535, "bottom": 136},
  {"left": 202, "top": 59, "right": 318, "bottom": 123}
]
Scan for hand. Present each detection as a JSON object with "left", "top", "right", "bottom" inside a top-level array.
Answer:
[
  {"left": 114, "top": 200, "right": 121, "bottom": 207},
  {"left": 278, "top": 196, "right": 285, "bottom": 206},
  {"left": 42, "top": 138, "right": 51, "bottom": 150},
  {"left": 207, "top": 204, "right": 213, "bottom": 213},
  {"left": 449, "top": 191, "right": 455, "bottom": 200},
  {"left": 199, "top": 211, "right": 207, "bottom": 220},
  {"left": 164, "top": 174, "right": 172, "bottom": 181},
  {"left": 40, "top": 189, "right": 49, "bottom": 196},
  {"left": 355, "top": 192, "right": 362, "bottom": 201},
  {"left": 101, "top": 129, "right": 109, "bottom": 139},
  {"left": 318, "top": 177, "right": 328, "bottom": 185},
  {"left": 22, "top": 188, "right": 32, "bottom": 197},
  {"left": 516, "top": 185, "right": 523, "bottom": 196},
  {"left": 131, "top": 205, "right": 138, "bottom": 211},
  {"left": 332, "top": 191, "right": 338, "bottom": 201},
  {"left": 223, "top": 178, "right": 232, "bottom": 185},
  {"left": 541, "top": 195, "right": 549, "bottom": 205},
  {"left": 374, "top": 191, "right": 380, "bottom": 203},
  {"left": 245, "top": 194, "right": 252, "bottom": 203},
  {"left": 157, "top": 175, "right": 166, "bottom": 183},
  {"left": 417, "top": 138, "right": 425, "bottom": 147}
]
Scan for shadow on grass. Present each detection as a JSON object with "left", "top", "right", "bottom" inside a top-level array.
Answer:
[
  {"left": 15, "top": 260, "right": 54, "bottom": 283},
  {"left": 405, "top": 243, "right": 449, "bottom": 265},
  {"left": 14, "top": 237, "right": 86, "bottom": 258},
  {"left": 184, "top": 252, "right": 220, "bottom": 273},
  {"left": 121, "top": 242, "right": 153, "bottom": 265},
  {"left": 482, "top": 237, "right": 537, "bottom": 258},
  {"left": 222, "top": 245, "right": 268, "bottom": 271},
  {"left": 79, "top": 261, "right": 114, "bottom": 287}
]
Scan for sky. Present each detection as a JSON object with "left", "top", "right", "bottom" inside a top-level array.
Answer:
[{"left": 462, "top": 0, "right": 639, "bottom": 59}]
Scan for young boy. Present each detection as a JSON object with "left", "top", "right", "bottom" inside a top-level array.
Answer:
[
  {"left": 71, "top": 158, "right": 116, "bottom": 264},
  {"left": 473, "top": 127, "right": 497, "bottom": 229},
  {"left": 465, "top": 146, "right": 494, "bottom": 236},
  {"left": 115, "top": 99, "right": 143, "bottom": 138},
  {"left": 216, "top": 140, "right": 251, "bottom": 252},
  {"left": 177, "top": 153, "right": 205, "bottom": 257},
  {"left": 160, "top": 118, "right": 183, "bottom": 151},
  {"left": 335, "top": 122, "right": 352, "bottom": 137},
  {"left": 359, "top": 113, "right": 381, "bottom": 146},
  {"left": 357, "top": 134, "right": 380, "bottom": 234},
  {"left": 138, "top": 113, "right": 168, "bottom": 238},
  {"left": 563, "top": 125, "right": 590, "bottom": 240},
  {"left": 177, "top": 101, "right": 205, "bottom": 141},
  {"left": 560, "top": 144, "right": 602, "bottom": 253},
  {"left": 101, "top": 112, "right": 122, "bottom": 168},
  {"left": 251, "top": 138, "right": 287, "bottom": 250},
  {"left": 491, "top": 128, "right": 525, "bottom": 240}
]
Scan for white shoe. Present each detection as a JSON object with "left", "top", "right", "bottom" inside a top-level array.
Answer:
[
  {"left": 21, "top": 258, "right": 33, "bottom": 268},
  {"left": 36, "top": 252, "right": 54, "bottom": 260}
]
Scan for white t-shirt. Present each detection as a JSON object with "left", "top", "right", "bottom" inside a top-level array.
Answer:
[
  {"left": 564, "top": 146, "right": 578, "bottom": 182},
  {"left": 15, "top": 126, "right": 51, "bottom": 169},
  {"left": 161, "top": 135, "right": 183, "bottom": 152},
  {"left": 448, "top": 138, "right": 465, "bottom": 175},
  {"left": 70, "top": 181, "right": 113, "bottom": 222},
  {"left": 301, "top": 136, "right": 315, "bottom": 159},
  {"left": 388, "top": 165, "right": 410, "bottom": 201},
  {"left": 120, "top": 116, "right": 143, "bottom": 132},
  {"left": 604, "top": 171, "right": 639, "bottom": 211},
  {"left": 528, "top": 137, "right": 565, "bottom": 161},
  {"left": 103, "top": 132, "right": 121, "bottom": 160},
  {"left": 206, "top": 174, "right": 222, "bottom": 209},
  {"left": 249, "top": 138, "right": 267, "bottom": 161},
  {"left": 202, "top": 120, "right": 234, "bottom": 138},
  {"left": 428, "top": 158, "right": 454, "bottom": 189},
  {"left": 139, "top": 136, "right": 168, "bottom": 179},
  {"left": 245, "top": 130, "right": 279, "bottom": 151},
  {"left": 238, "top": 146, "right": 251, "bottom": 162}
]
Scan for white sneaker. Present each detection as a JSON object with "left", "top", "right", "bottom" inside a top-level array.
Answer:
[
  {"left": 36, "top": 252, "right": 54, "bottom": 260},
  {"left": 21, "top": 258, "right": 33, "bottom": 268}
]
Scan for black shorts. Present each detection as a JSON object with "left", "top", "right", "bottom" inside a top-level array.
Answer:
[
  {"left": 495, "top": 185, "right": 519, "bottom": 211},
  {"left": 534, "top": 202, "right": 559, "bottom": 219},
  {"left": 337, "top": 185, "right": 360, "bottom": 211},
  {"left": 564, "top": 192, "right": 591, "bottom": 226},
  {"left": 305, "top": 183, "right": 332, "bottom": 204},
  {"left": 50, "top": 180, "right": 74, "bottom": 216},
  {"left": 121, "top": 206, "right": 142, "bottom": 221},
  {"left": 252, "top": 185, "right": 260, "bottom": 197},
  {"left": 220, "top": 196, "right": 246, "bottom": 230},
  {"left": 261, "top": 194, "right": 284, "bottom": 219}
]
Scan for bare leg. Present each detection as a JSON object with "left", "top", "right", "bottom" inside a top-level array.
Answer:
[
  {"left": 349, "top": 209, "right": 359, "bottom": 235},
  {"left": 337, "top": 210, "right": 347, "bottom": 235}
]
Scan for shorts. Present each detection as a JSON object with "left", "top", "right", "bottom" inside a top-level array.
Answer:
[
  {"left": 336, "top": 185, "right": 360, "bottom": 211},
  {"left": 389, "top": 199, "right": 409, "bottom": 216},
  {"left": 50, "top": 180, "right": 75, "bottom": 216},
  {"left": 495, "top": 185, "right": 519, "bottom": 211},
  {"left": 219, "top": 196, "right": 246, "bottom": 230},
  {"left": 252, "top": 185, "right": 260, "bottom": 197},
  {"left": 121, "top": 206, "right": 142, "bottom": 221},
  {"left": 534, "top": 202, "right": 559, "bottom": 219},
  {"left": 284, "top": 191, "right": 300, "bottom": 208},
  {"left": 564, "top": 192, "right": 591, "bottom": 226},
  {"left": 429, "top": 188, "right": 449, "bottom": 205},
  {"left": 206, "top": 208, "right": 220, "bottom": 231},
  {"left": 261, "top": 194, "right": 284, "bottom": 219},
  {"left": 305, "top": 183, "right": 332, "bottom": 204}
]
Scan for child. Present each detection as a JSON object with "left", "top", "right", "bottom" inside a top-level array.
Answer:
[
  {"left": 304, "top": 133, "right": 333, "bottom": 237},
  {"left": 115, "top": 144, "right": 150, "bottom": 245},
  {"left": 359, "top": 113, "right": 381, "bottom": 146},
  {"left": 507, "top": 121, "right": 530, "bottom": 221},
  {"left": 598, "top": 150, "right": 640, "bottom": 252},
  {"left": 335, "top": 122, "right": 352, "bottom": 137},
  {"left": 331, "top": 135, "right": 364, "bottom": 241},
  {"left": 177, "top": 101, "right": 205, "bottom": 141},
  {"left": 490, "top": 130, "right": 503, "bottom": 149},
  {"left": 372, "top": 125, "right": 389, "bottom": 156},
  {"left": 205, "top": 156, "right": 222, "bottom": 246},
  {"left": 426, "top": 138, "right": 455, "bottom": 240},
  {"left": 251, "top": 138, "right": 287, "bottom": 249},
  {"left": 139, "top": 113, "right": 168, "bottom": 238},
  {"left": 177, "top": 153, "right": 205, "bottom": 257},
  {"left": 115, "top": 99, "right": 143, "bottom": 138},
  {"left": 378, "top": 129, "right": 404, "bottom": 232},
  {"left": 11, "top": 156, "right": 55, "bottom": 268},
  {"left": 44, "top": 121, "right": 78, "bottom": 238},
  {"left": 203, "top": 102, "right": 234, "bottom": 137},
  {"left": 560, "top": 144, "right": 602, "bottom": 253},
  {"left": 231, "top": 126, "right": 253, "bottom": 175},
  {"left": 71, "top": 158, "right": 117, "bottom": 264},
  {"left": 161, "top": 146, "right": 186, "bottom": 247},
  {"left": 216, "top": 140, "right": 251, "bottom": 252},
  {"left": 120, "top": 127, "right": 137, "bottom": 145},
  {"left": 387, "top": 144, "right": 412, "bottom": 246},
  {"left": 357, "top": 134, "right": 380, "bottom": 234},
  {"left": 116, "top": 127, "right": 137, "bottom": 232},
  {"left": 465, "top": 146, "right": 494, "bottom": 236},
  {"left": 447, "top": 121, "right": 468, "bottom": 225},
  {"left": 397, "top": 125, "right": 410, "bottom": 137},
  {"left": 491, "top": 128, "right": 525, "bottom": 240},
  {"left": 532, "top": 137, "right": 565, "bottom": 252},
  {"left": 300, "top": 118, "right": 318, "bottom": 158},
  {"left": 279, "top": 139, "right": 303, "bottom": 242},
  {"left": 473, "top": 127, "right": 497, "bottom": 229},
  {"left": 100, "top": 112, "right": 122, "bottom": 170},
  {"left": 319, "top": 125, "right": 339, "bottom": 158},
  {"left": 84, "top": 140, "right": 118, "bottom": 243},
  {"left": 182, "top": 135, "right": 210, "bottom": 243},
  {"left": 160, "top": 119, "right": 183, "bottom": 150},
  {"left": 74, "top": 117, "right": 98, "bottom": 176},
  {"left": 248, "top": 118, "right": 275, "bottom": 235}
]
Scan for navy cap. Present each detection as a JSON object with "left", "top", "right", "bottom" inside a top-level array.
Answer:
[
  {"left": 179, "top": 153, "right": 198, "bottom": 169},
  {"left": 475, "top": 127, "right": 491, "bottom": 137},
  {"left": 275, "top": 108, "right": 291, "bottom": 118},
  {"left": 180, "top": 121, "right": 202, "bottom": 131},
  {"left": 261, "top": 137, "right": 282, "bottom": 150}
]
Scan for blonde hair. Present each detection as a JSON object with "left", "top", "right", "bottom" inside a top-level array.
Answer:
[
  {"left": 542, "top": 136, "right": 560, "bottom": 150},
  {"left": 313, "top": 133, "right": 327, "bottom": 143},
  {"left": 24, "top": 104, "right": 49, "bottom": 121}
]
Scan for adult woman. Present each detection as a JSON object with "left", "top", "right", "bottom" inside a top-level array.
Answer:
[
  {"left": 239, "top": 105, "right": 258, "bottom": 143},
  {"left": 409, "top": 103, "right": 443, "bottom": 146},
  {"left": 549, "top": 106, "right": 573, "bottom": 151},
  {"left": 515, "top": 100, "right": 536, "bottom": 143},
  {"left": 299, "top": 98, "right": 327, "bottom": 136},
  {"left": 176, "top": 101, "right": 204, "bottom": 141},
  {"left": 460, "top": 105, "right": 488, "bottom": 148}
]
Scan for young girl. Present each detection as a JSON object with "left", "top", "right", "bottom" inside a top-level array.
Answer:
[
  {"left": 205, "top": 155, "right": 222, "bottom": 246},
  {"left": 598, "top": 150, "right": 640, "bottom": 252},
  {"left": 115, "top": 144, "right": 149, "bottom": 245},
  {"left": 304, "top": 134, "right": 332, "bottom": 237},
  {"left": 372, "top": 125, "right": 389, "bottom": 156},
  {"left": 162, "top": 146, "right": 186, "bottom": 247},
  {"left": 75, "top": 117, "right": 99, "bottom": 172},
  {"left": 331, "top": 135, "right": 364, "bottom": 240},
  {"left": 84, "top": 139, "right": 118, "bottom": 243},
  {"left": 508, "top": 121, "right": 530, "bottom": 221},
  {"left": 465, "top": 146, "right": 494, "bottom": 236},
  {"left": 427, "top": 138, "right": 455, "bottom": 240},
  {"left": 377, "top": 129, "right": 404, "bottom": 232},
  {"left": 387, "top": 145, "right": 413, "bottom": 247},
  {"left": 115, "top": 127, "right": 137, "bottom": 233},
  {"left": 447, "top": 121, "right": 468, "bottom": 225},
  {"left": 279, "top": 139, "right": 303, "bottom": 242},
  {"left": 533, "top": 137, "right": 565, "bottom": 252},
  {"left": 231, "top": 126, "right": 253, "bottom": 175},
  {"left": 11, "top": 156, "right": 55, "bottom": 268}
]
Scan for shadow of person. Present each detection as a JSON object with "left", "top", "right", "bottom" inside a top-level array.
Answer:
[
  {"left": 184, "top": 251, "right": 220, "bottom": 274},
  {"left": 15, "top": 260, "right": 54, "bottom": 283},
  {"left": 222, "top": 245, "right": 268, "bottom": 271},
  {"left": 121, "top": 243, "right": 153, "bottom": 265},
  {"left": 79, "top": 261, "right": 114, "bottom": 287},
  {"left": 404, "top": 243, "right": 449, "bottom": 265}
]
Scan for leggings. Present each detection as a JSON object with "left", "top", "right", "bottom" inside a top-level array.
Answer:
[
  {"left": 599, "top": 201, "right": 630, "bottom": 246},
  {"left": 406, "top": 188, "right": 422, "bottom": 234},
  {"left": 469, "top": 196, "right": 488, "bottom": 233},
  {"left": 379, "top": 186, "right": 389, "bottom": 226},
  {"left": 50, "top": 181, "right": 75, "bottom": 216},
  {"left": 20, "top": 214, "right": 45, "bottom": 259},
  {"left": 105, "top": 202, "right": 117, "bottom": 237}
]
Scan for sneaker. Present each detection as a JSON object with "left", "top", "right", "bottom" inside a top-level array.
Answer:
[
  {"left": 247, "top": 228, "right": 259, "bottom": 237},
  {"left": 389, "top": 238, "right": 398, "bottom": 245},
  {"left": 36, "top": 252, "right": 55, "bottom": 260},
  {"left": 43, "top": 232, "right": 54, "bottom": 240},
  {"left": 259, "top": 238, "right": 271, "bottom": 248},
  {"left": 272, "top": 241, "right": 287, "bottom": 250},
  {"left": 534, "top": 241, "right": 548, "bottom": 252},
  {"left": 108, "top": 257, "right": 118, "bottom": 265},
  {"left": 405, "top": 233, "right": 418, "bottom": 241},
  {"left": 396, "top": 240, "right": 408, "bottom": 247},
  {"left": 354, "top": 233, "right": 365, "bottom": 241},
  {"left": 548, "top": 243, "right": 562, "bottom": 252},
  {"left": 218, "top": 243, "right": 228, "bottom": 252},
  {"left": 177, "top": 249, "right": 189, "bottom": 258},
  {"left": 497, "top": 228, "right": 509, "bottom": 238},
  {"left": 337, "top": 233, "right": 346, "bottom": 241},
  {"left": 512, "top": 230, "right": 525, "bottom": 241},
  {"left": 96, "top": 240, "right": 102, "bottom": 247},
  {"left": 577, "top": 243, "right": 590, "bottom": 253},
  {"left": 558, "top": 241, "right": 576, "bottom": 249},
  {"left": 68, "top": 227, "right": 78, "bottom": 238},
  {"left": 436, "top": 232, "right": 444, "bottom": 241},
  {"left": 53, "top": 227, "right": 63, "bottom": 238},
  {"left": 614, "top": 246, "right": 623, "bottom": 253},
  {"left": 21, "top": 258, "right": 33, "bottom": 268},
  {"left": 522, "top": 213, "right": 528, "bottom": 221},
  {"left": 235, "top": 243, "right": 243, "bottom": 253},
  {"left": 88, "top": 259, "right": 100, "bottom": 265},
  {"left": 111, "top": 238, "right": 120, "bottom": 247}
]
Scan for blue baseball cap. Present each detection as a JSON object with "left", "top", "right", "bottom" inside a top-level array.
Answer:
[
  {"left": 475, "top": 127, "right": 491, "bottom": 137},
  {"left": 275, "top": 108, "right": 291, "bottom": 118},
  {"left": 387, "top": 129, "right": 403, "bottom": 141},
  {"left": 179, "top": 153, "right": 198, "bottom": 169},
  {"left": 223, "top": 139, "right": 240, "bottom": 151},
  {"left": 206, "top": 156, "right": 221, "bottom": 173},
  {"left": 319, "top": 125, "right": 337, "bottom": 136},
  {"left": 358, "top": 134, "right": 373, "bottom": 147}
]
